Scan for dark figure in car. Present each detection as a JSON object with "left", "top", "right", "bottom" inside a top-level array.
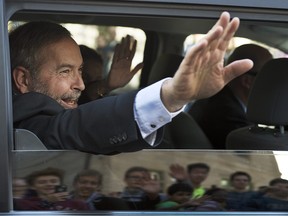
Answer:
[
  {"left": 188, "top": 44, "right": 273, "bottom": 149},
  {"left": 78, "top": 37, "right": 142, "bottom": 104}
]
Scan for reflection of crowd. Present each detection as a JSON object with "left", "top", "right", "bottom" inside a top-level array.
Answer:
[{"left": 13, "top": 163, "right": 288, "bottom": 211}]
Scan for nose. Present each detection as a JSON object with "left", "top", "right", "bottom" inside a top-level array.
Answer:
[{"left": 72, "top": 71, "right": 85, "bottom": 91}]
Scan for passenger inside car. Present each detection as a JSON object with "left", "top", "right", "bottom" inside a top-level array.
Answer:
[
  {"left": 188, "top": 44, "right": 273, "bottom": 149},
  {"left": 78, "top": 35, "right": 143, "bottom": 104},
  {"left": 226, "top": 58, "right": 288, "bottom": 150}
]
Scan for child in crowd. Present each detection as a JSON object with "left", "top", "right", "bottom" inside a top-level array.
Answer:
[{"left": 156, "top": 182, "right": 200, "bottom": 211}]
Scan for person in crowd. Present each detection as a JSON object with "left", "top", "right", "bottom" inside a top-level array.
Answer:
[
  {"left": 11, "top": 12, "right": 253, "bottom": 154},
  {"left": 246, "top": 178, "right": 288, "bottom": 211},
  {"left": 169, "top": 163, "right": 210, "bottom": 198},
  {"left": 226, "top": 171, "right": 257, "bottom": 210},
  {"left": 13, "top": 167, "right": 89, "bottom": 210},
  {"left": 78, "top": 35, "right": 143, "bottom": 104},
  {"left": 112, "top": 166, "right": 161, "bottom": 210},
  {"left": 12, "top": 177, "right": 28, "bottom": 199},
  {"left": 188, "top": 44, "right": 273, "bottom": 149},
  {"left": 155, "top": 182, "right": 200, "bottom": 211},
  {"left": 69, "top": 169, "right": 129, "bottom": 210},
  {"left": 194, "top": 187, "right": 228, "bottom": 211}
]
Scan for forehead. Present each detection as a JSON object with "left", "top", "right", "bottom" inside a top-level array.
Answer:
[
  {"left": 274, "top": 182, "right": 288, "bottom": 188},
  {"left": 189, "top": 168, "right": 208, "bottom": 173},
  {"left": 40, "top": 37, "right": 83, "bottom": 68},
  {"left": 34, "top": 175, "right": 60, "bottom": 181},
  {"left": 13, "top": 179, "right": 27, "bottom": 186},
  {"left": 173, "top": 191, "right": 192, "bottom": 195},
  {"left": 128, "top": 171, "right": 147, "bottom": 176},
  {"left": 78, "top": 175, "right": 100, "bottom": 182},
  {"left": 232, "top": 175, "right": 250, "bottom": 181}
]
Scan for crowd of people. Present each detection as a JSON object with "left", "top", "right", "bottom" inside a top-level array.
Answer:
[{"left": 13, "top": 163, "right": 288, "bottom": 211}]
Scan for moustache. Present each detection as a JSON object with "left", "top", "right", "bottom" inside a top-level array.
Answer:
[{"left": 61, "top": 91, "right": 81, "bottom": 102}]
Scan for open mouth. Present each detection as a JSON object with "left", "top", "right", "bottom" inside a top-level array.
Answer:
[{"left": 61, "top": 98, "right": 78, "bottom": 109}]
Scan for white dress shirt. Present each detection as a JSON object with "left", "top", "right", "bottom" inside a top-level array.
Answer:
[{"left": 134, "top": 78, "right": 184, "bottom": 145}]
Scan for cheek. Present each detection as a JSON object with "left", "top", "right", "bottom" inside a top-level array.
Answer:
[{"left": 47, "top": 78, "right": 71, "bottom": 95}]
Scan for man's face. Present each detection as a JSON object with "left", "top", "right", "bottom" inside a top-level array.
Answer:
[
  {"left": 32, "top": 175, "right": 61, "bottom": 196},
  {"left": 231, "top": 175, "right": 250, "bottom": 190},
  {"left": 125, "top": 171, "right": 149, "bottom": 189},
  {"left": 188, "top": 168, "right": 209, "bottom": 185},
  {"left": 269, "top": 183, "right": 288, "bottom": 198},
  {"left": 12, "top": 178, "right": 27, "bottom": 198},
  {"left": 27, "top": 37, "right": 85, "bottom": 109},
  {"left": 74, "top": 176, "right": 101, "bottom": 199}
]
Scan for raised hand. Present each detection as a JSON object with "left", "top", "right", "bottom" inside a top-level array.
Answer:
[
  {"left": 106, "top": 35, "right": 144, "bottom": 91},
  {"left": 161, "top": 11, "right": 253, "bottom": 112},
  {"left": 169, "top": 163, "right": 188, "bottom": 181}
]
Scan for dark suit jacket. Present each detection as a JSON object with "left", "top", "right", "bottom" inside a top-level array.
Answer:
[
  {"left": 13, "top": 91, "right": 163, "bottom": 154},
  {"left": 188, "top": 86, "right": 252, "bottom": 149}
]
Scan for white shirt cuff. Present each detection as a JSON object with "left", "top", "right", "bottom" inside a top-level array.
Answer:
[{"left": 134, "top": 78, "right": 184, "bottom": 146}]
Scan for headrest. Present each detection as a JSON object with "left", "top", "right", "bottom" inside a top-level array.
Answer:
[
  {"left": 247, "top": 58, "right": 288, "bottom": 125},
  {"left": 148, "top": 53, "right": 184, "bottom": 85}
]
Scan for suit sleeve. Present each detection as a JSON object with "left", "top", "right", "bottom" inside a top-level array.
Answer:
[{"left": 13, "top": 91, "right": 163, "bottom": 154}]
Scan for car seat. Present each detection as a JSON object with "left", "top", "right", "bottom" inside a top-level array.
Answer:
[
  {"left": 14, "top": 129, "right": 47, "bottom": 150},
  {"left": 147, "top": 53, "right": 212, "bottom": 149},
  {"left": 226, "top": 58, "right": 288, "bottom": 150}
]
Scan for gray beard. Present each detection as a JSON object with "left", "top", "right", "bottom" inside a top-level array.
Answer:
[{"left": 28, "top": 78, "right": 81, "bottom": 108}]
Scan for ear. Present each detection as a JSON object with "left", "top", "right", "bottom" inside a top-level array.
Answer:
[{"left": 12, "top": 66, "right": 32, "bottom": 93}]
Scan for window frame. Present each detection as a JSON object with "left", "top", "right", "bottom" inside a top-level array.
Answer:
[{"left": 1, "top": 0, "right": 288, "bottom": 215}]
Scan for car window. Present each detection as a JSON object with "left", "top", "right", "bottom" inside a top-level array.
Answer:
[
  {"left": 184, "top": 35, "right": 287, "bottom": 58},
  {"left": 2, "top": 0, "right": 288, "bottom": 214},
  {"left": 63, "top": 24, "right": 146, "bottom": 93}
]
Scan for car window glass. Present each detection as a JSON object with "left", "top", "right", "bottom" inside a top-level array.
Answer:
[
  {"left": 184, "top": 34, "right": 287, "bottom": 58},
  {"left": 63, "top": 24, "right": 146, "bottom": 93},
  {"left": 12, "top": 150, "right": 288, "bottom": 212}
]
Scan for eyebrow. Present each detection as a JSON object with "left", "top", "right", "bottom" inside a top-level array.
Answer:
[{"left": 56, "top": 63, "right": 83, "bottom": 70}]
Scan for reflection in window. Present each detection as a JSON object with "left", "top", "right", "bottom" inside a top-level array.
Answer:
[{"left": 12, "top": 150, "right": 288, "bottom": 211}]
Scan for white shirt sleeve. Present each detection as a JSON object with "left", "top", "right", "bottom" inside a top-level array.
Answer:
[{"left": 134, "top": 78, "right": 184, "bottom": 146}]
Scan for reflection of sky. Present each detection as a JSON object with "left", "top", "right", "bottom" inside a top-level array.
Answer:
[{"left": 274, "top": 151, "right": 288, "bottom": 180}]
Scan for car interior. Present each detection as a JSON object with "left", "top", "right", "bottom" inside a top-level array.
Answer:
[{"left": 1, "top": 0, "right": 288, "bottom": 214}]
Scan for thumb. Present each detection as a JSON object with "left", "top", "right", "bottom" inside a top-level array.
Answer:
[
  {"left": 131, "top": 62, "right": 144, "bottom": 75},
  {"left": 224, "top": 59, "right": 253, "bottom": 83}
]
